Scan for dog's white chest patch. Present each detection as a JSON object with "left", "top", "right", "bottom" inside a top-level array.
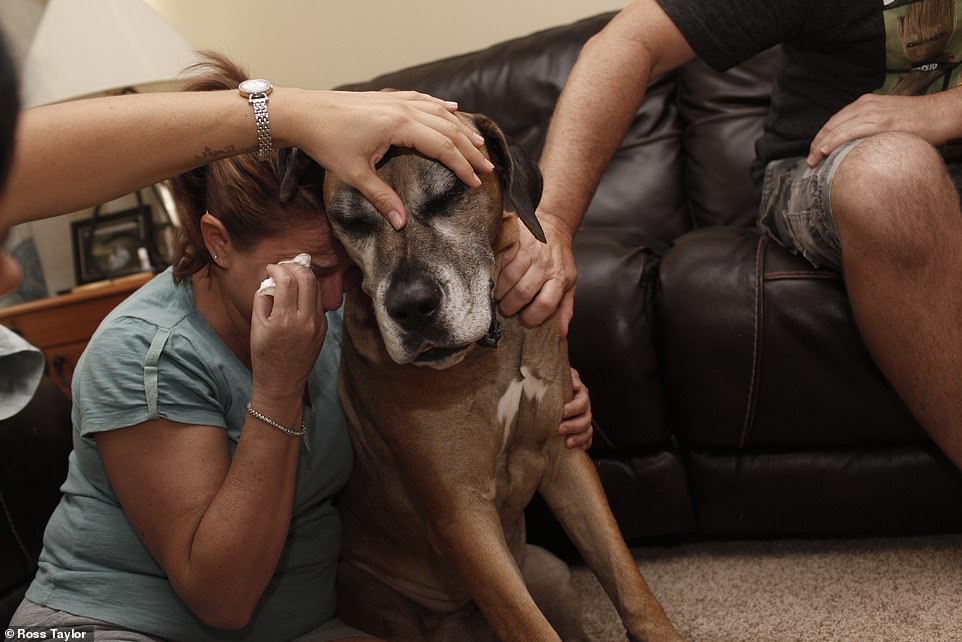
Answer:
[{"left": 496, "top": 366, "right": 549, "bottom": 451}]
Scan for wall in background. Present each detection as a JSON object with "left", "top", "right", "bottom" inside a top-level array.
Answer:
[
  {"left": 0, "top": 0, "right": 44, "bottom": 66},
  {"left": 144, "top": 1, "right": 624, "bottom": 90}
]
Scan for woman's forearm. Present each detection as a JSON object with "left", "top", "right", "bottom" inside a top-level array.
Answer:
[
  {"left": 0, "top": 89, "right": 256, "bottom": 227},
  {"left": 0, "top": 85, "right": 490, "bottom": 234},
  {"left": 178, "top": 410, "right": 304, "bottom": 629},
  {"left": 98, "top": 392, "right": 307, "bottom": 630}
]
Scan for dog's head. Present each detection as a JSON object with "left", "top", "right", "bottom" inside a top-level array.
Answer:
[{"left": 280, "top": 112, "right": 544, "bottom": 369}]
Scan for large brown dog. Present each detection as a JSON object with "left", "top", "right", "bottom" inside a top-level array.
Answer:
[{"left": 280, "top": 113, "right": 681, "bottom": 642}]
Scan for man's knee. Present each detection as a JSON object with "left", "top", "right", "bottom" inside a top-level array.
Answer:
[{"left": 831, "top": 132, "right": 955, "bottom": 266}]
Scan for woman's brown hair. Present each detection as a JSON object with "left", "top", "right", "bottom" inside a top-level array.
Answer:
[{"left": 168, "top": 52, "right": 324, "bottom": 282}]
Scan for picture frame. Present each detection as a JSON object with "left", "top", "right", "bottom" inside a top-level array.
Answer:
[{"left": 71, "top": 206, "right": 153, "bottom": 285}]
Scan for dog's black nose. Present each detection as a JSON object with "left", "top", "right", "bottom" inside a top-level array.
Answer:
[{"left": 386, "top": 274, "right": 442, "bottom": 330}]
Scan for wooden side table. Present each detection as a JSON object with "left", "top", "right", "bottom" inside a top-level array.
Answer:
[{"left": 0, "top": 272, "right": 154, "bottom": 398}]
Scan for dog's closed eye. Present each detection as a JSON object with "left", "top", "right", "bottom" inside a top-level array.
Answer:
[
  {"left": 328, "top": 192, "right": 381, "bottom": 239},
  {"left": 336, "top": 215, "right": 379, "bottom": 239},
  {"left": 421, "top": 180, "right": 468, "bottom": 220}
]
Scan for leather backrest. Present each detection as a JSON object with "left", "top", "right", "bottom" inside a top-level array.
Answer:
[
  {"left": 678, "top": 50, "right": 780, "bottom": 228},
  {"left": 338, "top": 12, "right": 702, "bottom": 246}
]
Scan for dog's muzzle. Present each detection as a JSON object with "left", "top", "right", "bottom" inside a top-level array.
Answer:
[{"left": 477, "top": 280, "right": 501, "bottom": 348}]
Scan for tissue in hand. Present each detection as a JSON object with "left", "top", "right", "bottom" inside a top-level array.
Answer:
[{"left": 256, "top": 253, "right": 312, "bottom": 296}]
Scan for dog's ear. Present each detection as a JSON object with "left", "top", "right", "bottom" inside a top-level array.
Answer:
[
  {"left": 470, "top": 114, "right": 546, "bottom": 243},
  {"left": 278, "top": 147, "right": 326, "bottom": 203}
]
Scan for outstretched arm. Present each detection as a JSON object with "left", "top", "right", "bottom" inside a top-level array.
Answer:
[
  {"left": 0, "top": 87, "right": 489, "bottom": 233},
  {"left": 497, "top": 0, "right": 696, "bottom": 334}
]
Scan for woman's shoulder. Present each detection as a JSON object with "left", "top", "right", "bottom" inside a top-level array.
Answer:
[
  {"left": 101, "top": 268, "right": 193, "bottom": 330},
  {"left": 72, "top": 270, "right": 234, "bottom": 427},
  {"left": 82, "top": 269, "right": 215, "bottom": 372}
]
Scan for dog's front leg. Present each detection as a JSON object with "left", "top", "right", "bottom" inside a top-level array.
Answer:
[
  {"left": 539, "top": 448, "right": 684, "bottom": 642},
  {"left": 431, "top": 498, "right": 563, "bottom": 642}
]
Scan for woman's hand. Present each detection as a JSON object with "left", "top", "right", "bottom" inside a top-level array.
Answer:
[
  {"left": 277, "top": 88, "right": 493, "bottom": 229},
  {"left": 249, "top": 261, "right": 326, "bottom": 400},
  {"left": 560, "top": 367, "right": 593, "bottom": 450}
]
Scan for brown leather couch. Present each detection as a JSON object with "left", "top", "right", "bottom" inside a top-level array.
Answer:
[{"left": 337, "top": 12, "right": 962, "bottom": 545}]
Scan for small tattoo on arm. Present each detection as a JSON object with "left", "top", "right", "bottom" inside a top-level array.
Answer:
[{"left": 194, "top": 144, "right": 236, "bottom": 161}]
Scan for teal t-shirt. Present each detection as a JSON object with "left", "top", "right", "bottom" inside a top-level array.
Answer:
[{"left": 26, "top": 268, "right": 353, "bottom": 642}]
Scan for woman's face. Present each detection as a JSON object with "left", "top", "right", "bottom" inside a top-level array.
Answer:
[{"left": 222, "top": 216, "right": 358, "bottom": 324}]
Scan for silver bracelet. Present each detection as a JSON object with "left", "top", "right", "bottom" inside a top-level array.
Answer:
[{"left": 246, "top": 402, "right": 306, "bottom": 437}]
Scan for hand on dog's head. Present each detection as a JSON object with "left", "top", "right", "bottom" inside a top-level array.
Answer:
[{"left": 277, "top": 110, "right": 545, "bottom": 244}]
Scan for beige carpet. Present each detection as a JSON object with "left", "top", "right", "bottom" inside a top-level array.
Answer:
[{"left": 570, "top": 534, "right": 962, "bottom": 641}]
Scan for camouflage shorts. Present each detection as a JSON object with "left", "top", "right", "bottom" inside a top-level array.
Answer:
[
  {"left": 759, "top": 139, "right": 962, "bottom": 272},
  {"left": 757, "top": 140, "right": 863, "bottom": 273}
]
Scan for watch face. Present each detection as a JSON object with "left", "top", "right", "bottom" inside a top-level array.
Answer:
[{"left": 239, "top": 78, "right": 272, "bottom": 95}]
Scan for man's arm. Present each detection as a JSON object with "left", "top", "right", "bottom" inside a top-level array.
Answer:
[
  {"left": 496, "top": 0, "right": 696, "bottom": 333},
  {"left": 539, "top": 1, "right": 695, "bottom": 235},
  {"left": 808, "top": 85, "right": 962, "bottom": 167}
]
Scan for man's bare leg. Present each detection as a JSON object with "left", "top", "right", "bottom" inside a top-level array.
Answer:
[{"left": 832, "top": 131, "right": 962, "bottom": 469}]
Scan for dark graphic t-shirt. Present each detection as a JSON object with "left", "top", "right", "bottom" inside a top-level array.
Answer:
[{"left": 656, "top": 0, "right": 962, "bottom": 182}]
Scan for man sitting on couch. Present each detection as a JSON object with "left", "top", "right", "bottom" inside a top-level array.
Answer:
[{"left": 501, "top": 0, "right": 962, "bottom": 473}]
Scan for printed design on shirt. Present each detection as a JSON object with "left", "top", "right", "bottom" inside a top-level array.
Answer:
[{"left": 878, "top": 0, "right": 962, "bottom": 94}]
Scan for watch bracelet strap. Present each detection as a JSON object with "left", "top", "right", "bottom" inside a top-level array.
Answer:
[{"left": 249, "top": 95, "right": 272, "bottom": 162}]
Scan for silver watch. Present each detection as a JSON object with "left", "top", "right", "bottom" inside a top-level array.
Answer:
[{"left": 238, "top": 78, "right": 274, "bottom": 162}]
